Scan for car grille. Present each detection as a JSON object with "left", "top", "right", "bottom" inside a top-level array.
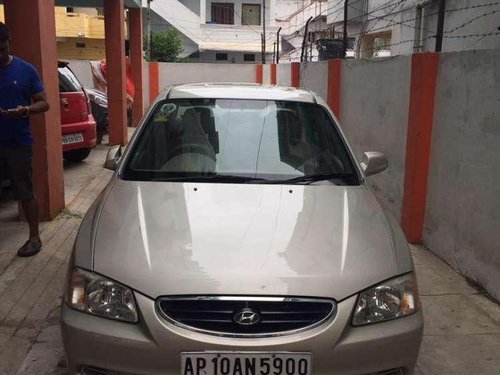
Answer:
[
  {"left": 79, "top": 365, "right": 137, "bottom": 375},
  {"left": 156, "top": 296, "right": 336, "bottom": 337}
]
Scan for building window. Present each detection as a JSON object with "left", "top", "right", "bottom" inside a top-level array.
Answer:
[
  {"left": 66, "top": 7, "right": 74, "bottom": 13},
  {"left": 244, "top": 54, "right": 255, "bottom": 62},
  {"left": 216, "top": 53, "right": 228, "bottom": 61},
  {"left": 211, "top": 3, "right": 234, "bottom": 25},
  {"left": 76, "top": 42, "right": 86, "bottom": 48},
  {"left": 242, "top": 4, "right": 261, "bottom": 26}
]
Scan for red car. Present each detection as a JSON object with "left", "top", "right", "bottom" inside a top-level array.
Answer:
[{"left": 58, "top": 61, "right": 97, "bottom": 162}]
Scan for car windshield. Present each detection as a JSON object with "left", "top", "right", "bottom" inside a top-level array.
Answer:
[
  {"left": 58, "top": 66, "right": 83, "bottom": 93},
  {"left": 122, "top": 99, "right": 359, "bottom": 184}
]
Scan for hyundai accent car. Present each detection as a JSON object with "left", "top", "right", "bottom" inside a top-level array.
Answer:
[{"left": 61, "top": 83, "right": 423, "bottom": 375}]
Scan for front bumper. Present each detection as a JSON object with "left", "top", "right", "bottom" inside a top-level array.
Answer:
[{"left": 61, "top": 293, "right": 423, "bottom": 375}]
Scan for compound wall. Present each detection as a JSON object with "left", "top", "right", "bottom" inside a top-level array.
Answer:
[
  {"left": 424, "top": 49, "right": 500, "bottom": 296},
  {"left": 339, "top": 57, "right": 411, "bottom": 219}
]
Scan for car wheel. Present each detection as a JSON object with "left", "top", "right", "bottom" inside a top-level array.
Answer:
[{"left": 63, "top": 148, "right": 91, "bottom": 162}]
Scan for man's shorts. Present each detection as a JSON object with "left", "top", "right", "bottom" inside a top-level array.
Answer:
[{"left": 0, "top": 146, "right": 34, "bottom": 201}]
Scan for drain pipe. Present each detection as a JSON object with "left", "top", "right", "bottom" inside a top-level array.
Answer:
[
  {"left": 435, "top": 0, "right": 446, "bottom": 52},
  {"left": 276, "top": 27, "right": 282, "bottom": 64},
  {"left": 413, "top": 0, "right": 434, "bottom": 53},
  {"left": 146, "top": 0, "right": 152, "bottom": 60}
]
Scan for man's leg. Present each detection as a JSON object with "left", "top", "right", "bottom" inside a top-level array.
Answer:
[
  {"left": 21, "top": 197, "right": 41, "bottom": 243},
  {"left": 6, "top": 146, "right": 43, "bottom": 257}
]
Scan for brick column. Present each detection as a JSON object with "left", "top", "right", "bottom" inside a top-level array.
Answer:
[
  {"left": 128, "top": 8, "right": 144, "bottom": 127},
  {"left": 327, "top": 59, "right": 342, "bottom": 118},
  {"left": 4, "top": 0, "right": 64, "bottom": 220},
  {"left": 291, "top": 62, "right": 300, "bottom": 88},
  {"left": 401, "top": 53, "right": 439, "bottom": 244},
  {"left": 104, "top": 0, "right": 128, "bottom": 145}
]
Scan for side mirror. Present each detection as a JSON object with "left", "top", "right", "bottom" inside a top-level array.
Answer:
[
  {"left": 360, "top": 151, "right": 388, "bottom": 176},
  {"left": 104, "top": 145, "right": 122, "bottom": 171}
]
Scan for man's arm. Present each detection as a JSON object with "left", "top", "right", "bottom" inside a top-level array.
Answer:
[
  {"left": 0, "top": 91, "right": 49, "bottom": 118},
  {"left": 26, "top": 91, "right": 50, "bottom": 115}
]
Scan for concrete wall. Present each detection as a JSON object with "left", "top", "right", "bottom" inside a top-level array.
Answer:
[
  {"left": 179, "top": 0, "right": 200, "bottom": 15},
  {"left": 300, "top": 61, "right": 328, "bottom": 101},
  {"left": 339, "top": 56, "right": 412, "bottom": 219},
  {"left": 58, "top": 38, "right": 106, "bottom": 61},
  {"left": 277, "top": 63, "right": 291, "bottom": 86},
  {"left": 275, "top": 0, "right": 304, "bottom": 19},
  {"left": 157, "top": 62, "right": 256, "bottom": 89},
  {"left": 263, "top": 64, "right": 271, "bottom": 84},
  {"left": 424, "top": 49, "right": 500, "bottom": 299}
]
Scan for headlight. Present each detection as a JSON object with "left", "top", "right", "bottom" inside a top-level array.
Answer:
[
  {"left": 66, "top": 267, "right": 138, "bottom": 323},
  {"left": 93, "top": 95, "right": 108, "bottom": 107},
  {"left": 352, "top": 273, "right": 420, "bottom": 326}
]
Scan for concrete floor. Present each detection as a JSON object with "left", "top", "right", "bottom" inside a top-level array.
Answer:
[{"left": 1, "top": 135, "right": 499, "bottom": 375}]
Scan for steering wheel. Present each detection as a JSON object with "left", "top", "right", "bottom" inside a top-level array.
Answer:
[
  {"left": 299, "top": 152, "right": 344, "bottom": 174},
  {"left": 167, "top": 143, "right": 217, "bottom": 162},
  {"left": 160, "top": 143, "right": 217, "bottom": 172}
]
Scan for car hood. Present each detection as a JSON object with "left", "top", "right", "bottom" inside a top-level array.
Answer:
[{"left": 92, "top": 180, "right": 404, "bottom": 300}]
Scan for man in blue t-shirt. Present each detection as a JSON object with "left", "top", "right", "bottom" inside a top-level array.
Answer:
[{"left": 0, "top": 22, "right": 50, "bottom": 257}]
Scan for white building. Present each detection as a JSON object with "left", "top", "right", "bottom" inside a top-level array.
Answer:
[
  {"left": 144, "top": 0, "right": 278, "bottom": 63},
  {"left": 277, "top": 0, "right": 331, "bottom": 62},
  {"left": 327, "top": 0, "right": 500, "bottom": 58}
]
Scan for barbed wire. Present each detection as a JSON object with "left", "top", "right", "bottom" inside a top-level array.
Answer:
[
  {"left": 355, "top": 31, "right": 500, "bottom": 54},
  {"left": 346, "top": 1, "right": 500, "bottom": 39},
  {"left": 445, "top": 8, "right": 500, "bottom": 33},
  {"left": 328, "top": 0, "right": 408, "bottom": 20},
  {"left": 354, "top": 0, "right": 410, "bottom": 54}
]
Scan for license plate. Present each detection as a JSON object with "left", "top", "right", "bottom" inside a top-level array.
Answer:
[
  {"left": 62, "top": 133, "right": 84, "bottom": 145},
  {"left": 180, "top": 352, "right": 312, "bottom": 375}
]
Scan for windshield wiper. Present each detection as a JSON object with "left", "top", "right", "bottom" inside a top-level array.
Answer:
[
  {"left": 279, "top": 173, "right": 355, "bottom": 184},
  {"left": 152, "top": 174, "right": 268, "bottom": 183}
]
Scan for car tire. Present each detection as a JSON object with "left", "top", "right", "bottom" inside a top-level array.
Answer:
[{"left": 63, "top": 148, "right": 91, "bottom": 162}]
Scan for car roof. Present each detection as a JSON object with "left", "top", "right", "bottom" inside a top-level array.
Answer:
[{"left": 163, "top": 83, "right": 318, "bottom": 103}]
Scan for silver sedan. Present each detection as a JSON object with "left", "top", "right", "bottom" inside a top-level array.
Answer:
[{"left": 61, "top": 84, "right": 422, "bottom": 375}]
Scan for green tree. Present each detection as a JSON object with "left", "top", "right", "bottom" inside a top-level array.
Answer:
[
  {"left": 372, "top": 39, "right": 385, "bottom": 58},
  {"left": 149, "top": 29, "right": 183, "bottom": 62}
]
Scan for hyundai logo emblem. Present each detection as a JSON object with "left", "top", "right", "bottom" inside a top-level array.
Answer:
[{"left": 233, "top": 308, "right": 261, "bottom": 326}]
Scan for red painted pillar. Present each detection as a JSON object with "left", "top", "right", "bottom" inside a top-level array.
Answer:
[
  {"left": 291, "top": 62, "right": 300, "bottom": 88},
  {"left": 270, "top": 64, "right": 277, "bottom": 85},
  {"left": 149, "top": 62, "right": 159, "bottom": 102},
  {"left": 128, "top": 8, "right": 144, "bottom": 127},
  {"left": 401, "top": 53, "right": 439, "bottom": 244},
  {"left": 256, "top": 64, "right": 263, "bottom": 84},
  {"left": 327, "top": 60, "right": 342, "bottom": 118},
  {"left": 104, "top": 0, "right": 127, "bottom": 145},
  {"left": 4, "top": 0, "right": 64, "bottom": 220}
]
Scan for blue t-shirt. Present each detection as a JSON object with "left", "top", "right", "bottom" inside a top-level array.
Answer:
[{"left": 0, "top": 57, "right": 45, "bottom": 146}]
